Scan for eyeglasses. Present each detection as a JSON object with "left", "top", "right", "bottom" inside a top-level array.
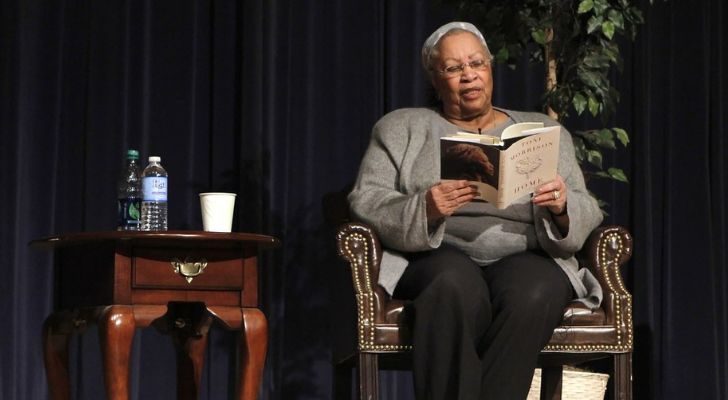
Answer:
[{"left": 437, "top": 59, "right": 490, "bottom": 78}]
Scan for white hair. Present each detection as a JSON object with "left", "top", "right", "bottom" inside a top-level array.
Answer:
[{"left": 421, "top": 22, "right": 493, "bottom": 77}]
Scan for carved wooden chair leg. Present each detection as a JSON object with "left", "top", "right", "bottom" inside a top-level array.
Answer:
[
  {"left": 357, "top": 353, "right": 379, "bottom": 400},
  {"left": 540, "top": 366, "right": 563, "bottom": 400},
  {"left": 613, "top": 353, "right": 632, "bottom": 400}
]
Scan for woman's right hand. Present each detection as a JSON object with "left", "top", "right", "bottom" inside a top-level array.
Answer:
[{"left": 426, "top": 180, "right": 479, "bottom": 220}]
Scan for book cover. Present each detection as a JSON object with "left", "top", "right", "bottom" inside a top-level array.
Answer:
[{"left": 440, "top": 122, "right": 560, "bottom": 209}]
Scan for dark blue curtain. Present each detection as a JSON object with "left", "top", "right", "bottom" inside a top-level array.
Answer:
[
  {"left": 1, "top": 0, "right": 726, "bottom": 399},
  {"left": 629, "top": 1, "right": 728, "bottom": 399}
]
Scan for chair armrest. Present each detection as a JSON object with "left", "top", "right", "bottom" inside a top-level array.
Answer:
[
  {"left": 336, "top": 221, "right": 383, "bottom": 296},
  {"left": 336, "top": 221, "right": 413, "bottom": 352},
  {"left": 577, "top": 225, "right": 633, "bottom": 299},
  {"left": 576, "top": 225, "right": 633, "bottom": 350}
]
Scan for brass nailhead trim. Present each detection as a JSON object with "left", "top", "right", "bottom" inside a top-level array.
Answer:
[
  {"left": 343, "top": 232, "right": 380, "bottom": 350},
  {"left": 544, "top": 230, "right": 633, "bottom": 352},
  {"left": 360, "top": 344, "right": 413, "bottom": 352}
]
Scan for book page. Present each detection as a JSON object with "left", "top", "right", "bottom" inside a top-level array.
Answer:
[
  {"left": 444, "top": 132, "right": 504, "bottom": 146},
  {"left": 501, "top": 122, "right": 544, "bottom": 140}
]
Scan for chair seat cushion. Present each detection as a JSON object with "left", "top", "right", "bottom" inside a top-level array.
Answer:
[
  {"left": 561, "top": 301, "right": 606, "bottom": 326},
  {"left": 370, "top": 299, "right": 606, "bottom": 349},
  {"left": 379, "top": 300, "right": 605, "bottom": 328}
]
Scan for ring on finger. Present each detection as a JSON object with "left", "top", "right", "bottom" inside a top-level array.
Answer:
[{"left": 553, "top": 190, "right": 560, "bottom": 200}]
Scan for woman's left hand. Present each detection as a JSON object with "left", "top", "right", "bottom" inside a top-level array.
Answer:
[{"left": 532, "top": 175, "right": 568, "bottom": 216}]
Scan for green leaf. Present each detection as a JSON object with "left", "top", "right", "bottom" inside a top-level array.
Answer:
[
  {"left": 583, "top": 53, "right": 610, "bottom": 69},
  {"left": 587, "top": 16, "right": 603, "bottom": 34},
  {"left": 602, "top": 21, "right": 616, "bottom": 39},
  {"left": 608, "top": 167, "right": 629, "bottom": 183},
  {"left": 613, "top": 128, "right": 630, "bottom": 146},
  {"left": 496, "top": 46, "right": 510, "bottom": 63},
  {"left": 531, "top": 29, "right": 547, "bottom": 45},
  {"left": 587, "top": 150, "right": 603, "bottom": 168},
  {"left": 593, "top": 0, "right": 610, "bottom": 14},
  {"left": 608, "top": 9, "right": 625, "bottom": 29},
  {"left": 573, "top": 93, "right": 587, "bottom": 115},
  {"left": 129, "top": 203, "right": 140, "bottom": 219},
  {"left": 577, "top": 69, "right": 601, "bottom": 90},
  {"left": 573, "top": 136, "right": 587, "bottom": 162},
  {"left": 596, "top": 129, "right": 617, "bottom": 148},
  {"left": 588, "top": 96, "right": 600, "bottom": 116},
  {"left": 583, "top": 129, "right": 616, "bottom": 148},
  {"left": 578, "top": 0, "right": 594, "bottom": 14}
]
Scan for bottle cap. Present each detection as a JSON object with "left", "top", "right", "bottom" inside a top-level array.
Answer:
[
  {"left": 126, "top": 149, "right": 139, "bottom": 159},
  {"left": 148, "top": 156, "right": 161, "bottom": 163}
]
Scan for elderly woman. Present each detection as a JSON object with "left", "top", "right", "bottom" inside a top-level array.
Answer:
[{"left": 348, "top": 21, "right": 603, "bottom": 399}]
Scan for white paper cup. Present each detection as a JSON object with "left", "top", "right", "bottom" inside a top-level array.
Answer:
[{"left": 199, "top": 192, "right": 237, "bottom": 232}]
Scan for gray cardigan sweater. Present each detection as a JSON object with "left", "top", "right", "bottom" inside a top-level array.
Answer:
[{"left": 348, "top": 107, "right": 604, "bottom": 308}]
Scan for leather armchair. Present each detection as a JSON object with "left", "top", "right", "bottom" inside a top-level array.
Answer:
[{"left": 333, "top": 217, "right": 633, "bottom": 400}]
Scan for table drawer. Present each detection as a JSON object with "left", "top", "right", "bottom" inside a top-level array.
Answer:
[{"left": 132, "top": 247, "right": 244, "bottom": 290}]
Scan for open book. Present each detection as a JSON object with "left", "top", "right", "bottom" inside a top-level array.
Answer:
[{"left": 440, "top": 122, "right": 560, "bottom": 209}]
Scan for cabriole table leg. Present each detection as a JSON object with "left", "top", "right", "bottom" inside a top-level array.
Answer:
[
  {"left": 98, "top": 305, "right": 135, "bottom": 400},
  {"left": 236, "top": 308, "right": 268, "bottom": 400}
]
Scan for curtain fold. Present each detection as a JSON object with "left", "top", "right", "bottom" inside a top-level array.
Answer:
[{"left": 630, "top": 1, "right": 728, "bottom": 399}]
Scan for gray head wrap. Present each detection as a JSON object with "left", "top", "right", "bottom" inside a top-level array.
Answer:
[{"left": 421, "top": 21, "right": 492, "bottom": 72}]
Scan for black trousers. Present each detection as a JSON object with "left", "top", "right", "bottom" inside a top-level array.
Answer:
[{"left": 393, "top": 244, "right": 573, "bottom": 400}]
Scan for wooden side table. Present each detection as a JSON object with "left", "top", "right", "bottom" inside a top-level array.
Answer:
[{"left": 32, "top": 231, "right": 280, "bottom": 400}]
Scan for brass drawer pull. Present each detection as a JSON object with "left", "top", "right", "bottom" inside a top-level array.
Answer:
[{"left": 170, "top": 258, "right": 208, "bottom": 283}]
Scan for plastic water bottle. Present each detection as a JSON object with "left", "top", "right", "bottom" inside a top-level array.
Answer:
[
  {"left": 140, "top": 156, "right": 168, "bottom": 231},
  {"left": 117, "top": 149, "right": 142, "bottom": 231}
]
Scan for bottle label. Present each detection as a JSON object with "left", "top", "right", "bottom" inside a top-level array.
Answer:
[
  {"left": 143, "top": 177, "right": 168, "bottom": 201},
  {"left": 118, "top": 197, "right": 141, "bottom": 229}
]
